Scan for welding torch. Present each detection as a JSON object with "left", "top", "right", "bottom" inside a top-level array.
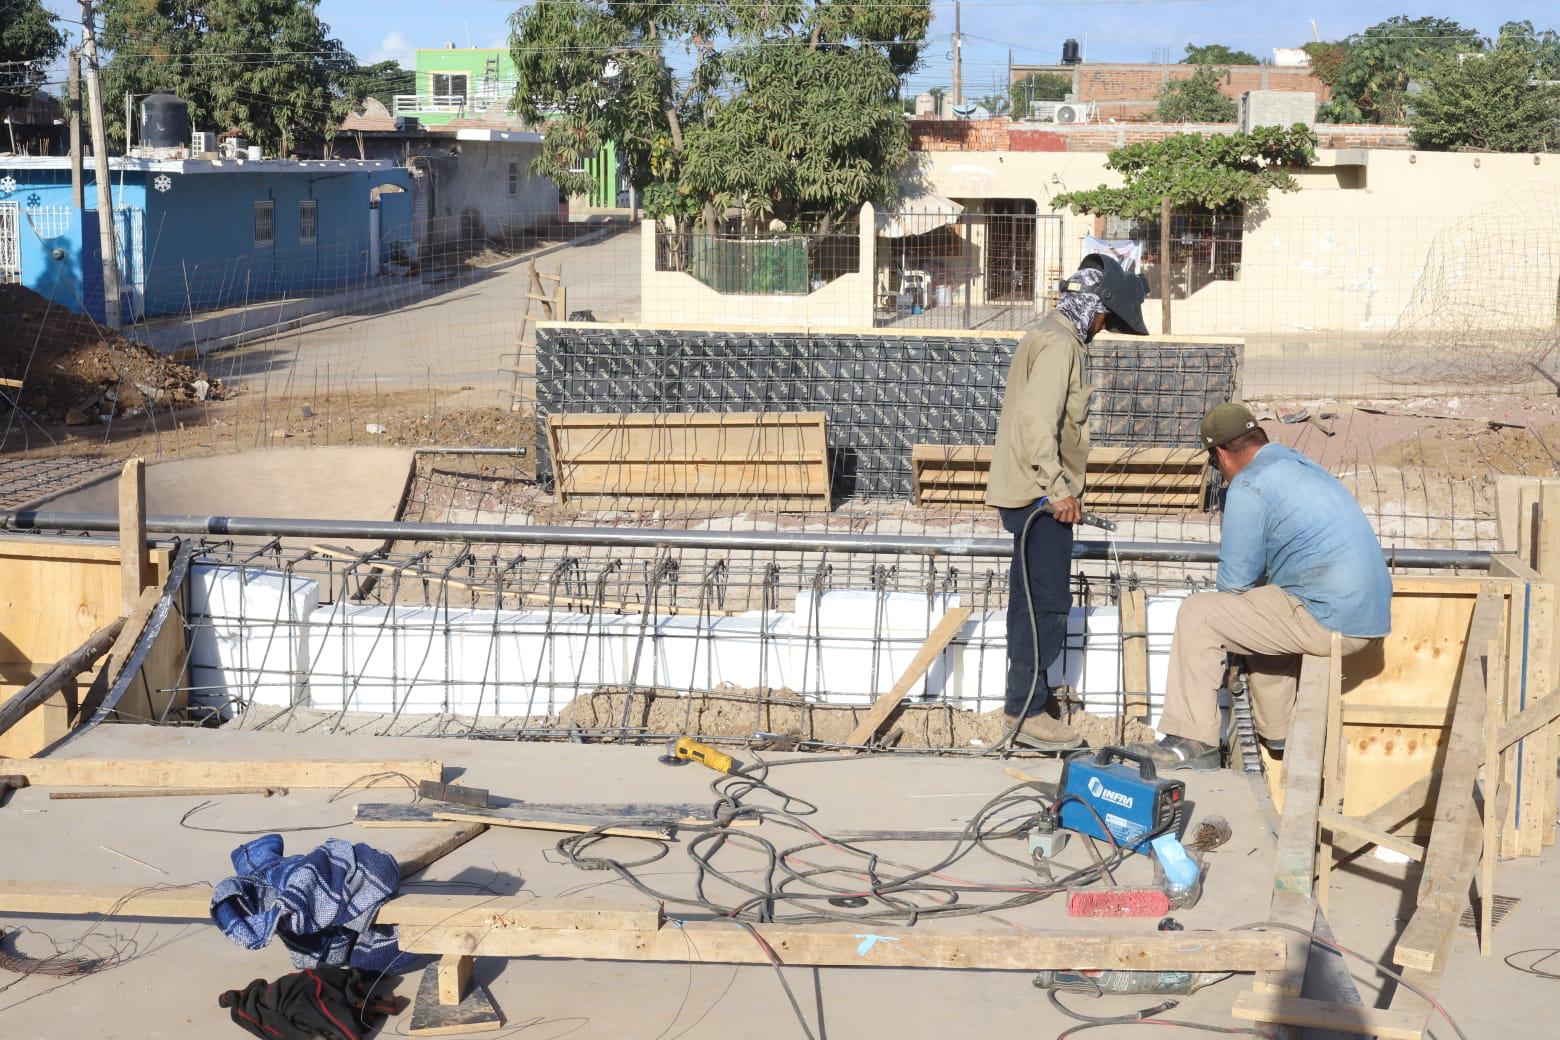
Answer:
[{"left": 1040, "top": 498, "right": 1118, "bottom": 532}]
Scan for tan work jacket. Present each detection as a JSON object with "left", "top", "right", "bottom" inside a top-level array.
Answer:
[{"left": 984, "top": 311, "right": 1091, "bottom": 509}]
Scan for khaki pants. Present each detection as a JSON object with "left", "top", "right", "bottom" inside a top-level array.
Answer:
[{"left": 1158, "top": 584, "right": 1374, "bottom": 746}]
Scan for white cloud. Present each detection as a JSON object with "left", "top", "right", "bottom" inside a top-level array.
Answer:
[{"left": 370, "top": 32, "right": 415, "bottom": 68}]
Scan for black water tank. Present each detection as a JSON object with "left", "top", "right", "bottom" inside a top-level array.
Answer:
[
  {"left": 1061, "top": 39, "right": 1082, "bottom": 65},
  {"left": 139, "top": 90, "right": 190, "bottom": 149}
]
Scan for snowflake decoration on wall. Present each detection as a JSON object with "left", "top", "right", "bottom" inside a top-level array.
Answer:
[
  {"left": 153, "top": 174, "right": 173, "bottom": 193},
  {"left": 25, "top": 193, "right": 42, "bottom": 208},
  {"left": 0, "top": 176, "right": 16, "bottom": 196}
]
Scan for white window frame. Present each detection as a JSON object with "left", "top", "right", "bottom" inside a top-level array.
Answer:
[
  {"left": 429, "top": 72, "right": 470, "bottom": 101},
  {"left": 253, "top": 200, "right": 274, "bottom": 249},
  {"left": 507, "top": 162, "right": 519, "bottom": 197},
  {"left": 298, "top": 200, "right": 318, "bottom": 245}
]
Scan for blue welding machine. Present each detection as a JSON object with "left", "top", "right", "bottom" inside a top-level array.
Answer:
[{"left": 1058, "top": 747, "right": 1187, "bottom": 854}]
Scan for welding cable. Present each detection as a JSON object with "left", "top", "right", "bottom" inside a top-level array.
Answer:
[
  {"left": 1236, "top": 921, "right": 1470, "bottom": 1040},
  {"left": 999, "top": 502, "right": 1058, "bottom": 753},
  {"left": 1046, "top": 988, "right": 1179, "bottom": 1025}
]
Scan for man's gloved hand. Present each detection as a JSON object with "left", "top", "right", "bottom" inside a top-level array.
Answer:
[{"left": 1049, "top": 496, "right": 1082, "bottom": 525}]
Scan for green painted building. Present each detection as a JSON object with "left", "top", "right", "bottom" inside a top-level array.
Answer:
[{"left": 394, "top": 46, "right": 518, "bottom": 127}]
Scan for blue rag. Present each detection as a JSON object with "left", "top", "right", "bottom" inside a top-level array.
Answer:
[{"left": 211, "top": 835, "right": 403, "bottom": 972}]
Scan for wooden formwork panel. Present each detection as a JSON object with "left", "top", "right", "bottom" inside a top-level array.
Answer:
[
  {"left": 910, "top": 444, "right": 1208, "bottom": 512},
  {"left": 547, "top": 411, "right": 831, "bottom": 513}
]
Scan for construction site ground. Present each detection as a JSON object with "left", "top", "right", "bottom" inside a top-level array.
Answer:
[{"left": 0, "top": 724, "right": 1551, "bottom": 1039}]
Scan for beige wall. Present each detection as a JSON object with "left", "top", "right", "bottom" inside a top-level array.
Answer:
[
  {"left": 907, "top": 149, "right": 1560, "bottom": 335},
  {"left": 639, "top": 206, "right": 876, "bottom": 329}
]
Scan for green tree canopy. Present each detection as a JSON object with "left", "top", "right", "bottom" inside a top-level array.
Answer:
[
  {"left": 1410, "top": 37, "right": 1560, "bottom": 152},
  {"left": 1307, "top": 15, "right": 1482, "bottom": 123},
  {"left": 1183, "top": 42, "right": 1259, "bottom": 66},
  {"left": 1050, "top": 125, "right": 1317, "bottom": 219},
  {"left": 508, "top": 0, "right": 931, "bottom": 230},
  {"left": 344, "top": 60, "right": 415, "bottom": 113},
  {"left": 99, "top": 0, "right": 362, "bottom": 155},
  {"left": 1155, "top": 65, "right": 1238, "bottom": 122},
  {"left": 0, "top": 0, "right": 67, "bottom": 113},
  {"left": 1010, "top": 71, "right": 1071, "bottom": 118}
]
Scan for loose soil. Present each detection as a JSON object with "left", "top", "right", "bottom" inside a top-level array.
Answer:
[{"left": 0, "top": 285, "right": 231, "bottom": 424}]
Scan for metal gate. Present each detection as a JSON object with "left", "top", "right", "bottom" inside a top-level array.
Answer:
[
  {"left": 114, "top": 206, "right": 146, "bottom": 320},
  {"left": 0, "top": 202, "right": 19, "bottom": 285}
]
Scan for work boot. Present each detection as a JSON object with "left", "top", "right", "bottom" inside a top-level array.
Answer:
[
  {"left": 1127, "top": 735, "right": 1221, "bottom": 772},
  {"left": 1004, "top": 713, "right": 1084, "bottom": 751}
]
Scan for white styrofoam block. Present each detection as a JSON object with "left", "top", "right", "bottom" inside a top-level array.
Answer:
[
  {"left": 187, "top": 564, "right": 319, "bottom": 709},
  {"left": 646, "top": 612, "right": 790, "bottom": 693},
  {"left": 786, "top": 590, "right": 961, "bottom": 704},
  {"left": 1146, "top": 591, "right": 1192, "bottom": 725},
  {"left": 306, "top": 604, "right": 408, "bottom": 712}
]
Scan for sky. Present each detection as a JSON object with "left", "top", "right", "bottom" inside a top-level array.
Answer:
[{"left": 37, "top": 0, "right": 1560, "bottom": 96}]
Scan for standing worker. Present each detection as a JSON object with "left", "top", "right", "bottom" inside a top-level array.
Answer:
[
  {"left": 986, "top": 254, "right": 1148, "bottom": 750},
  {"left": 1132, "top": 404, "right": 1392, "bottom": 770}
]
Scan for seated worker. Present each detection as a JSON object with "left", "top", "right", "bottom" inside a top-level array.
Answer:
[
  {"left": 1131, "top": 403, "right": 1392, "bottom": 771},
  {"left": 986, "top": 254, "right": 1148, "bottom": 750}
]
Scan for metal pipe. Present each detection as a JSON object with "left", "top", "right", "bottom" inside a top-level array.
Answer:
[
  {"left": 0, "top": 510, "right": 1492, "bottom": 569},
  {"left": 411, "top": 446, "right": 528, "bottom": 456}
]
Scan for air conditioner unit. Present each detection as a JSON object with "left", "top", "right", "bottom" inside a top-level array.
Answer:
[
  {"left": 191, "top": 131, "right": 216, "bottom": 155},
  {"left": 1054, "top": 103, "right": 1091, "bottom": 125},
  {"left": 219, "top": 136, "right": 247, "bottom": 159},
  {"left": 1024, "top": 101, "right": 1063, "bottom": 122}
]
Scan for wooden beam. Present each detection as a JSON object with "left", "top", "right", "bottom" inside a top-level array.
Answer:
[
  {"left": 408, "top": 961, "right": 502, "bottom": 1035},
  {"left": 396, "top": 922, "right": 1286, "bottom": 972},
  {"left": 1329, "top": 771, "right": 1436, "bottom": 860},
  {"left": 430, "top": 807, "right": 674, "bottom": 840},
  {"left": 845, "top": 606, "right": 974, "bottom": 746},
  {"left": 397, "top": 823, "right": 489, "bottom": 879},
  {"left": 1319, "top": 810, "right": 1423, "bottom": 863},
  {"left": 118, "top": 458, "right": 150, "bottom": 613},
  {"left": 1120, "top": 588, "right": 1149, "bottom": 719},
  {"left": 1495, "top": 689, "right": 1560, "bottom": 751},
  {"left": 1393, "top": 592, "right": 1501, "bottom": 973},
  {"left": 0, "top": 618, "right": 124, "bottom": 741},
  {"left": 437, "top": 954, "right": 472, "bottom": 1005},
  {"left": 0, "top": 757, "right": 443, "bottom": 789},
  {"left": 1232, "top": 994, "right": 1426, "bottom": 1040},
  {"left": 1318, "top": 632, "right": 1345, "bottom": 914}
]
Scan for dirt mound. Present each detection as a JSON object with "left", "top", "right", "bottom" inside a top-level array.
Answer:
[
  {"left": 0, "top": 284, "right": 232, "bottom": 424},
  {"left": 558, "top": 685, "right": 1155, "bottom": 750}
]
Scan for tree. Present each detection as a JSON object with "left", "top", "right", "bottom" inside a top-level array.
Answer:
[
  {"left": 508, "top": 0, "right": 931, "bottom": 231},
  {"left": 1010, "top": 71, "right": 1070, "bottom": 118},
  {"left": 1496, "top": 20, "right": 1560, "bottom": 78},
  {"left": 99, "top": 0, "right": 362, "bottom": 155},
  {"left": 1307, "top": 16, "right": 1482, "bottom": 124},
  {"left": 1410, "top": 40, "right": 1560, "bottom": 152},
  {"left": 1155, "top": 65, "right": 1238, "bottom": 122},
  {"left": 1050, "top": 125, "right": 1317, "bottom": 219},
  {"left": 977, "top": 93, "right": 1009, "bottom": 117},
  {"left": 343, "top": 60, "right": 415, "bottom": 113},
  {"left": 0, "top": 0, "right": 67, "bottom": 114},
  {"left": 1183, "top": 42, "right": 1259, "bottom": 66}
]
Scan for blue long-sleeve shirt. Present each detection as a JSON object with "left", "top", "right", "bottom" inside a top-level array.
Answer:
[{"left": 1217, "top": 444, "right": 1392, "bottom": 637}]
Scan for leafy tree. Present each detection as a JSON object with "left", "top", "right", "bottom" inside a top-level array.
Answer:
[
  {"left": 1496, "top": 20, "right": 1560, "bottom": 78},
  {"left": 1010, "top": 71, "right": 1070, "bottom": 118},
  {"left": 1050, "top": 125, "right": 1317, "bottom": 219},
  {"left": 977, "top": 93, "right": 1009, "bottom": 117},
  {"left": 508, "top": 0, "right": 931, "bottom": 231},
  {"left": 99, "top": 0, "right": 362, "bottom": 155},
  {"left": 0, "top": 0, "right": 68, "bottom": 114},
  {"left": 344, "top": 60, "right": 415, "bottom": 113},
  {"left": 1410, "top": 39, "right": 1560, "bottom": 152},
  {"left": 1183, "top": 42, "right": 1259, "bottom": 66},
  {"left": 1308, "top": 16, "right": 1482, "bottom": 124},
  {"left": 1155, "top": 65, "right": 1238, "bottom": 122}
]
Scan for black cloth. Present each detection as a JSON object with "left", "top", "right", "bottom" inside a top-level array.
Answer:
[
  {"left": 218, "top": 966, "right": 404, "bottom": 1040},
  {"left": 999, "top": 501, "right": 1073, "bottom": 718}
]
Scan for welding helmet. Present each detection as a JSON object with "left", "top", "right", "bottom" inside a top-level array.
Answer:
[{"left": 1061, "top": 253, "right": 1149, "bottom": 336}]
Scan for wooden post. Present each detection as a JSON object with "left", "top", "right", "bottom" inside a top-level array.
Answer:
[
  {"left": 1316, "top": 632, "right": 1344, "bottom": 915},
  {"left": 1120, "top": 587, "right": 1149, "bottom": 719},
  {"left": 1534, "top": 484, "right": 1560, "bottom": 849},
  {"left": 437, "top": 954, "right": 472, "bottom": 1005},
  {"left": 78, "top": 0, "right": 123, "bottom": 331},
  {"left": 1480, "top": 634, "right": 1505, "bottom": 956},
  {"left": 68, "top": 50, "right": 83, "bottom": 210},
  {"left": 118, "top": 458, "right": 149, "bottom": 612},
  {"left": 1159, "top": 196, "right": 1172, "bottom": 334}
]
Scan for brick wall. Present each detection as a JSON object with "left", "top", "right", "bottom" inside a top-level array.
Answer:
[
  {"left": 1012, "top": 62, "right": 1330, "bottom": 122},
  {"left": 909, "top": 119, "right": 1412, "bottom": 153}
]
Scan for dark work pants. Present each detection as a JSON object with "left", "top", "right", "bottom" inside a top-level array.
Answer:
[{"left": 999, "top": 501, "right": 1073, "bottom": 718}]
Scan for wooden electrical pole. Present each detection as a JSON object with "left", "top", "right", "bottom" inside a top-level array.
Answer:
[
  {"left": 68, "top": 50, "right": 83, "bottom": 209},
  {"left": 951, "top": 2, "right": 963, "bottom": 109},
  {"left": 78, "top": 0, "right": 122, "bottom": 330},
  {"left": 1159, "top": 195, "right": 1172, "bottom": 335}
]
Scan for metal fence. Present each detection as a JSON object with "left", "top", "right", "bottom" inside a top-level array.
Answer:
[{"left": 654, "top": 227, "right": 860, "bottom": 295}]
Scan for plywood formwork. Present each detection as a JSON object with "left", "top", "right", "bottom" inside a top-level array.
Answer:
[
  {"left": 910, "top": 444, "right": 1208, "bottom": 512},
  {"left": 0, "top": 535, "right": 185, "bottom": 756}
]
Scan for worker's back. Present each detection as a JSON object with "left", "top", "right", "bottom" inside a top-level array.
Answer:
[{"left": 1216, "top": 443, "right": 1392, "bottom": 638}]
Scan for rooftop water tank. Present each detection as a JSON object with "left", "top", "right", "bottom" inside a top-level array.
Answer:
[
  {"left": 1061, "top": 39, "right": 1082, "bottom": 65},
  {"left": 139, "top": 90, "right": 190, "bottom": 150}
]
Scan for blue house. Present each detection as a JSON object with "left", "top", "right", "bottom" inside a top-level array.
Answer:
[{"left": 0, "top": 156, "right": 413, "bottom": 323}]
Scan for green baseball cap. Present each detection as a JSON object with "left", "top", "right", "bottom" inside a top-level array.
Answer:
[{"left": 1199, "top": 403, "right": 1259, "bottom": 448}]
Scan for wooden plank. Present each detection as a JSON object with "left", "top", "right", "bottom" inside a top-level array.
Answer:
[
  {"left": 1318, "top": 632, "right": 1344, "bottom": 915},
  {"left": 0, "top": 618, "right": 122, "bottom": 742},
  {"left": 397, "top": 823, "right": 489, "bottom": 878},
  {"left": 845, "top": 606, "right": 974, "bottom": 746},
  {"left": 397, "top": 922, "right": 1286, "bottom": 972},
  {"left": 438, "top": 954, "right": 472, "bottom": 1005},
  {"left": 0, "top": 881, "right": 661, "bottom": 932},
  {"left": 1393, "top": 592, "right": 1501, "bottom": 973},
  {"left": 0, "top": 757, "right": 443, "bottom": 788},
  {"left": 356, "top": 801, "right": 746, "bottom": 829},
  {"left": 1526, "top": 486, "right": 1558, "bottom": 849},
  {"left": 1329, "top": 771, "right": 1438, "bottom": 860},
  {"left": 118, "top": 458, "right": 150, "bottom": 613},
  {"left": 1232, "top": 994, "right": 1427, "bottom": 1040},
  {"left": 1120, "top": 588, "right": 1149, "bottom": 719},
  {"left": 1495, "top": 689, "right": 1560, "bottom": 750},
  {"left": 1318, "top": 810, "right": 1423, "bottom": 862},
  {"left": 431, "top": 806, "right": 675, "bottom": 839}
]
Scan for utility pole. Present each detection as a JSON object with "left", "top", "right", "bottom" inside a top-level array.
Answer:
[
  {"left": 1160, "top": 196, "right": 1173, "bottom": 335},
  {"left": 78, "top": 0, "right": 122, "bottom": 330},
  {"left": 68, "top": 50, "right": 83, "bottom": 209},
  {"left": 951, "top": 1, "right": 963, "bottom": 109},
  {"left": 125, "top": 91, "right": 133, "bottom": 154}
]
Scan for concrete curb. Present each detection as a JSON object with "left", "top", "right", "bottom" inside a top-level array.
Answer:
[{"left": 142, "top": 223, "right": 628, "bottom": 362}]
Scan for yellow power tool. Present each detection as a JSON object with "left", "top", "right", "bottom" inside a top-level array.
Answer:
[{"left": 662, "top": 737, "right": 736, "bottom": 774}]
